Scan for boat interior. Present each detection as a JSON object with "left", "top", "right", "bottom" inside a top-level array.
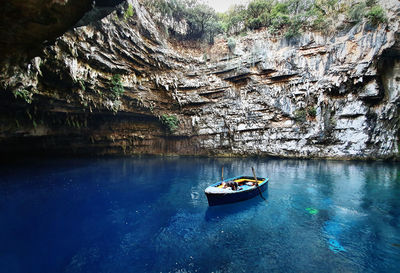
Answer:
[{"left": 217, "top": 176, "right": 266, "bottom": 191}]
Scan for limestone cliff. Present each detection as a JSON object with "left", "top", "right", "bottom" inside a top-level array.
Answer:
[{"left": 0, "top": 0, "right": 399, "bottom": 159}]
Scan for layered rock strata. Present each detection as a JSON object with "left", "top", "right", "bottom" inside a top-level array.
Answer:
[{"left": 0, "top": 0, "right": 399, "bottom": 159}]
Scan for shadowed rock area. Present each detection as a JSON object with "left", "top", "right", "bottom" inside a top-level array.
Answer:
[
  {"left": 0, "top": 0, "right": 91, "bottom": 65},
  {"left": 0, "top": 0, "right": 399, "bottom": 160},
  {"left": 0, "top": 0, "right": 125, "bottom": 65}
]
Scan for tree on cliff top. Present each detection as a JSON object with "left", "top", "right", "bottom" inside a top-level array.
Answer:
[
  {"left": 146, "top": 0, "right": 221, "bottom": 43},
  {"left": 147, "top": 0, "right": 388, "bottom": 43}
]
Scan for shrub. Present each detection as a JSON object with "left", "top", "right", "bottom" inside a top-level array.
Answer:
[
  {"left": 307, "top": 106, "right": 317, "bottom": 118},
  {"left": 348, "top": 2, "right": 367, "bottom": 23},
  {"left": 124, "top": 4, "right": 135, "bottom": 20},
  {"left": 110, "top": 74, "right": 124, "bottom": 99},
  {"left": 246, "top": 0, "right": 273, "bottom": 29},
  {"left": 366, "top": 5, "right": 387, "bottom": 26},
  {"left": 227, "top": 37, "right": 236, "bottom": 52},
  {"left": 247, "top": 0, "right": 273, "bottom": 19},
  {"left": 160, "top": 114, "right": 179, "bottom": 132},
  {"left": 270, "top": 12, "right": 290, "bottom": 33},
  {"left": 247, "top": 17, "right": 263, "bottom": 29},
  {"left": 13, "top": 89, "right": 32, "bottom": 104},
  {"left": 294, "top": 109, "right": 307, "bottom": 122},
  {"left": 347, "top": 2, "right": 387, "bottom": 26},
  {"left": 285, "top": 15, "right": 303, "bottom": 38},
  {"left": 285, "top": 27, "right": 300, "bottom": 38},
  {"left": 203, "top": 17, "right": 221, "bottom": 44},
  {"left": 311, "top": 14, "right": 328, "bottom": 31},
  {"left": 148, "top": 0, "right": 221, "bottom": 42},
  {"left": 220, "top": 4, "right": 247, "bottom": 34},
  {"left": 307, "top": 5, "right": 329, "bottom": 31}
]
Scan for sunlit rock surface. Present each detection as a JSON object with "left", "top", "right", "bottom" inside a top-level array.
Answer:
[{"left": 0, "top": 0, "right": 399, "bottom": 159}]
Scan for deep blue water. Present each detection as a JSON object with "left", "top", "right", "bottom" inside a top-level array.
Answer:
[{"left": 0, "top": 157, "right": 399, "bottom": 273}]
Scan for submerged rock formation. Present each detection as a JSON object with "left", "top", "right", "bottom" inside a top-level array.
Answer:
[{"left": 0, "top": 0, "right": 399, "bottom": 159}]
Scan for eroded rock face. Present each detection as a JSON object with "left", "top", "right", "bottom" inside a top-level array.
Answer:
[{"left": 0, "top": 0, "right": 399, "bottom": 159}]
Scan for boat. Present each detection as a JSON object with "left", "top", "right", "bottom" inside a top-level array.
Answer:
[{"left": 204, "top": 175, "right": 269, "bottom": 206}]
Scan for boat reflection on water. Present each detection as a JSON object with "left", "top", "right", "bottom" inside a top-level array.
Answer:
[{"left": 204, "top": 188, "right": 269, "bottom": 222}]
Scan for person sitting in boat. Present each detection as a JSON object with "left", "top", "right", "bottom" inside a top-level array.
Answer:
[
  {"left": 222, "top": 181, "right": 238, "bottom": 190},
  {"left": 246, "top": 181, "right": 258, "bottom": 187}
]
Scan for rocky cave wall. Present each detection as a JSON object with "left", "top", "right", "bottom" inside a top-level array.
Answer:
[{"left": 0, "top": 0, "right": 399, "bottom": 159}]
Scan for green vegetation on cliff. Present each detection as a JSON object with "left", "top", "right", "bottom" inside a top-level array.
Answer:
[
  {"left": 124, "top": 3, "right": 135, "bottom": 20},
  {"left": 366, "top": 5, "right": 387, "bottom": 25},
  {"left": 222, "top": 0, "right": 388, "bottom": 37},
  {"left": 146, "top": 0, "right": 220, "bottom": 43},
  {"left": 160, "top": 114, "right": 179, "bottom": 132},
  {"left": 348, "top": 0, "right": 387, "bottom": 25},
  {"left": 146, "top": 0, "right": 387, "bottom": 42},
  {"left": 110, "top": 74, "right": 124, "bottom": 99},
  {"left": 13, "top": 89, "right": 33, "bottom": 104}
]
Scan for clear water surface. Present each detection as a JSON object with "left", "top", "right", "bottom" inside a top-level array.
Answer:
[{"left": 0, "top": 157, "right": 399, "bottom": 272}]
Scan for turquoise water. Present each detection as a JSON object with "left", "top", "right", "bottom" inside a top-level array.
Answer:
[{"left": 0, "top": 157, "right": 399, "bottom": 272}]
